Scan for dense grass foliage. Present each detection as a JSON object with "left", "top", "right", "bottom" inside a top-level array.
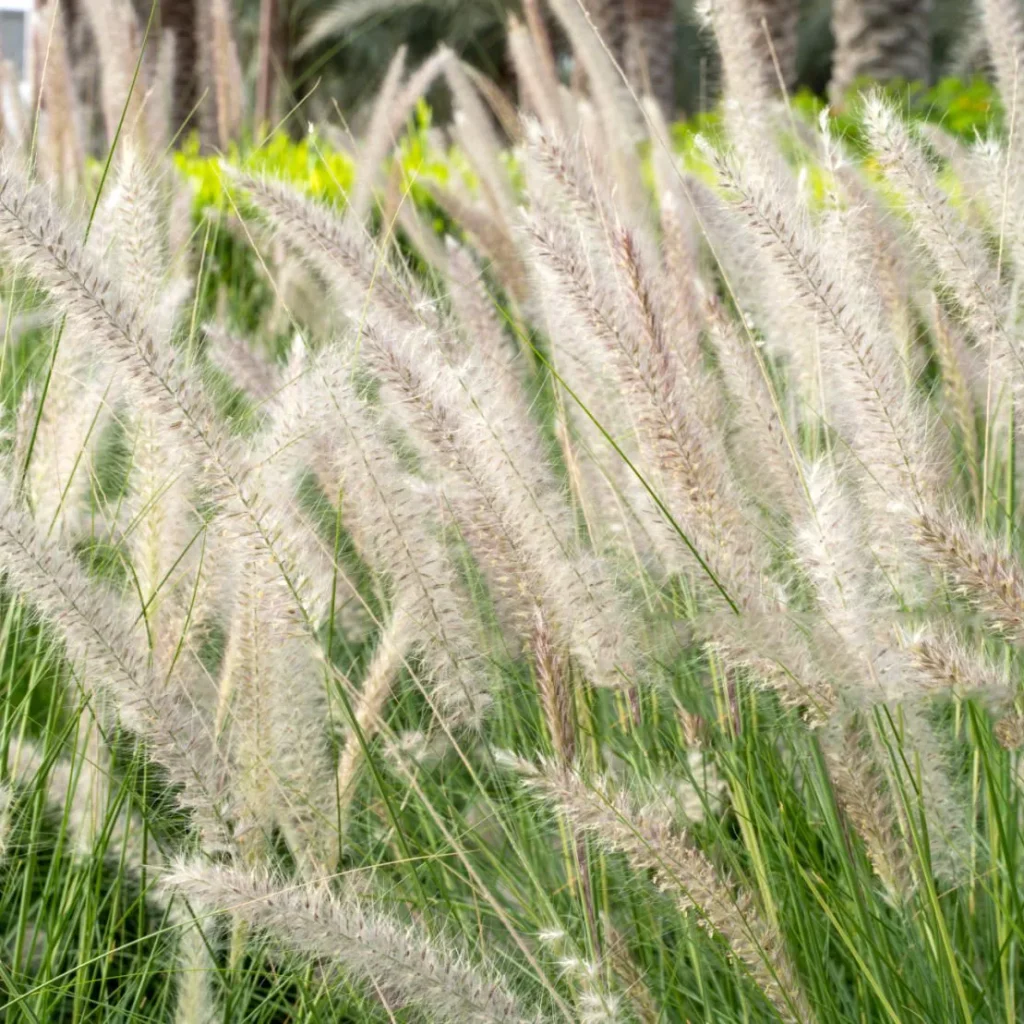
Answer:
[{"left": 5, "top": 3, "right": 1024, "bottom": 1024}]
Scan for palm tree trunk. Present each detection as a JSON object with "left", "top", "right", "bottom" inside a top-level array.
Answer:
[
  {"left": 750, "top": 0, "right": 800, "bottom": 92},
  {"left": 256, "top": 0, "right": 290, "bottom": 127},
  {"left": 582, "top": 0, "right": 676, "bottom": 115},
  {"left": 709, "top": 0, "right": 799, "bottom": 100},
  {"left": 625, "top": 0, "right": 676, "bottom": 116},
  {"left": 584, "top": 0, "right": 627, "bottom": 58},
  {"left": 831, "top": 0, "right": 932, "bottom": 99},
  {"left": 162, "top": 0, "right": 198, "bottom": 134}
]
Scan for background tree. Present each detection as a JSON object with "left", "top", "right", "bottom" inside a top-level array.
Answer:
[
  {"left": 751, "top": 0, "right": 934, "bottom": 100},
  {"left": 830, "top": 0, "right": 933, "bottom": 98},
  {"left": 161, "top": 0, "right": 199, "bottom": 132},
  {"left": 255, "top": 0, "right": 288, "bottom": 125},
  {"left": 285, "top": 0, "right": 966, "bottom": 122},
  {"left": 753, "top": 0, "right": 800, "bottom": 90},
  {"left": 42, "top": 0, "right": 965, "bottom": 145},
  {"left": 582, "top": 0, "right": 676, "bottom": 114}
]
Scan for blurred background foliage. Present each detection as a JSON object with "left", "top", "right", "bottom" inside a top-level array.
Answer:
[
  {"left": 227, "top": 0, "right": 985, "bottom": 125},
  {"left": 170, "top": 69, "right": 1000, "bottom": 357}
]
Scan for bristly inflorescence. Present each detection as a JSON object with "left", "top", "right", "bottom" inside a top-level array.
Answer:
[{"left": 4, "top": 6, "right": 1024, "bottom": 1024}]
